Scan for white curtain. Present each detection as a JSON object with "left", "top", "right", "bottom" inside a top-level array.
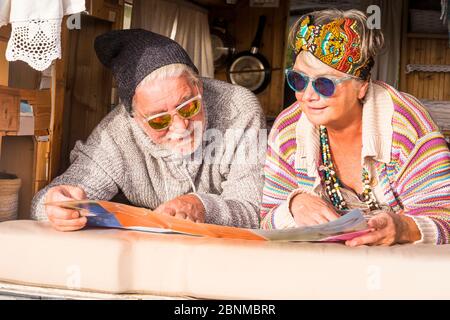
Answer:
[
  {"left": 131, "top": 0, "right": 214, "bottom": 78},
  {"left": 360, "top": 0, "right": 403, "bottom": 87}
]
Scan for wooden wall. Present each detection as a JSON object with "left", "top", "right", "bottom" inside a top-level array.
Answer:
[
  {"left": 57, "top": 1, "right": 123, "bottom": 175},
  {"left": 399, "top": 0, "right": 450, "bottom": 100},
  {"left": 209, "top": 0, "right": 289, "bottom": 118},
  {"left": 60, "top": 15, "right": 114, "bottom": 173},
  {"left": 400, "top": 35, "right": 450, "bottom": 101}
]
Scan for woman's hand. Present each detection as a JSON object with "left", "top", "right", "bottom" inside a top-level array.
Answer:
[
  {"left": 45, "top": 185, "right": 88, "bottom": 232},
  {"left": 154, "top": 194, "right": 205, "bottom": 223},
  {"left": 289, "top": 193, "right": 340, "bottom": 226},
  {"left": 346, "top": 211, "right": 421, "bottom": 246}
]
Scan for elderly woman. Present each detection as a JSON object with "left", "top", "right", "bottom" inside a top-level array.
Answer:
[
  {"left": 31, "top": 29, "right": 265, "bottom": 231},
  {"left": 261, "top": 9, "right": 450, "bottom": 245}
]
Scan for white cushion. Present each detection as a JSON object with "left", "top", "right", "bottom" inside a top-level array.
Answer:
[{"left": 1, "top": 220, "right": 450, "bottom": 299}]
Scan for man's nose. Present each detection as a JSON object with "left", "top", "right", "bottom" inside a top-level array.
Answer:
[{"left": 169, "top": 113, "right": 189, "bottom": 132}]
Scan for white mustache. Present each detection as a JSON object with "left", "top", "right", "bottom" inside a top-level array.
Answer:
[
  {"left": 159, "top": 121, "right": 204, "bottom": 146},
  {"left": 166, "top": 130, "right": 192, "bottom": 141},
  {"left": 166, "top": 121, "right": 201, "bottom": 141}
]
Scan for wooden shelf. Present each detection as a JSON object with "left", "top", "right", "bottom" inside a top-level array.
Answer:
[
  {"left": 86, "top": 0, "right": 124, "bottom": 24},
  {"left": 0, "top": 85, "right": 51, "bottom": 219},
  {"left": 0, "top": 86, "right": 20, "bottom": 133},
  {"left": 0, "top": 85, "right": 51, "bottom": 136},
  {"left": 19, "top": 88, "right": 51, "bottom": 136},
  {"left": 407, "top": 33, "right": 449, "bottom": 39}
]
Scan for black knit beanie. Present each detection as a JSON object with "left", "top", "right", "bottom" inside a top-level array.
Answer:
[{"left": 94, "top": 29, "right": 199, "bottom": 111}]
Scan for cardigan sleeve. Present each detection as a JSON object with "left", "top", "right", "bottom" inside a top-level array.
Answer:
[
  {"left": 260, "top": 108, "right": 302, "bottom": 229},
  {"left": 394, "top": 132, "right": 450, "bottom": 244}
]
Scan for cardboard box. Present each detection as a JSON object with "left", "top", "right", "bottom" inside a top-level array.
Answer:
[
  {"left": 16, "top": 101, "right": 34, "bottom": 136},
  {"left": 17, "top": 113, "right": 34, "bottom": 136}
]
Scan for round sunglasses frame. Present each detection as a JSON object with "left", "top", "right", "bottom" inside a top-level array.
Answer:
[{"left": 285, "top": 68, "right": 354, "bottom": 98}]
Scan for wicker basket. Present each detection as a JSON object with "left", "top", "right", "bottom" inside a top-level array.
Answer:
[
  {"left": 0, "top": 173, "right": 21, "bottom": 222},
  {"left": 410, "top": 9, "right": 448, "bottom": 34}
]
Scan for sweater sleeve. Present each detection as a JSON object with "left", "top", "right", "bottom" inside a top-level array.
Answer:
[
  {"left": 394, "top": 132, "right": 450, "bottom": 244},
  {"left": 30, "top": 126, "right": 122, "bottom": 221},
  {"left": 194, "top": 87, "right": 265, "bottom": 229},
  {"left": 195, "top": 164, "right": 264, "bottom": 228},
  {"left": 260, "top": 109, "right": 301, "bottom": 230}
]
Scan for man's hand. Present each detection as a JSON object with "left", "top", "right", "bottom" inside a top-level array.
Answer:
[
  {"left": 154, "top": 194, "right": 205, "bottom": 223},
  {"left": 45, "top": 185, "right": 88, "bottom": 232},
  {"left": 346, "top": 211, "right": 422, "bottom": 247},
  {"left": 290, "top": 193, "right": 340, "bottom": 226}
]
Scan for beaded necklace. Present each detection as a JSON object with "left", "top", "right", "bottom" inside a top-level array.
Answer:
[{"left": 319, "top": 125, "right": 380, "bottom": 211}]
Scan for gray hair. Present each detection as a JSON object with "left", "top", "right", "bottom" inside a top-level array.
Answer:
[
  {"left": 288, "top": 9, "right": 385, "bottom": 63},
  {"left": 137, "top": 63, "right": 200, "bottom": 89},
  {"left": 131, "top": 63, "right": 200, "bottom": 113}
]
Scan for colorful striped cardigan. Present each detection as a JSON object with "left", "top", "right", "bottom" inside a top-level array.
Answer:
[{"left": 260, "top": 81, "right": 450, "bottom": 244}]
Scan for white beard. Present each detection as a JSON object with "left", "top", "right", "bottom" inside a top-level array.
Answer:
[{"left": 160, "top": 121, "right": 204, "bottom": 156}]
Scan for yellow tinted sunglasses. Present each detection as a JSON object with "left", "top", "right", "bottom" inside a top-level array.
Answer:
[{"left": 143, "top": 94, "right": 202, "bottom": 131}]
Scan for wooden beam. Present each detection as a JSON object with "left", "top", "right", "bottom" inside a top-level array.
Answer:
[
  {"left": 0, "top": 132, "right": 3, "bottom": 158},
  {"left": 32, "top": 137, "right": 51, "bottom": 195},
  {"left": 0, "top": 25, "right": 11, "bottom": 42},
  {"left": 49, "top": 18, "right": 70, "bottom": 180},
  {"left": 0, "top": 41, "right": 8, "bottom": 86}
]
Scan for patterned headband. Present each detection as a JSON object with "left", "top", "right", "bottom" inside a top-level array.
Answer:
[{"left": 294, "top": 15, "right": 374, "bottom": 80}]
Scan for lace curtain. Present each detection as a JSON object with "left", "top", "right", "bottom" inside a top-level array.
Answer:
[{"left": 0, "top": 0, "right": 85, "bottom": 71}]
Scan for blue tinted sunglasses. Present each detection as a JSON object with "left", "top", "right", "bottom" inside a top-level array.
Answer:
[{"left": 285, "top": 69, "right": 354, "bottom": 98}]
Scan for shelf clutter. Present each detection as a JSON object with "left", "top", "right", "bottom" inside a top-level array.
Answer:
[
  {"left": 409, "top": 9, "right": 448, "bottom": 34},
  {"left": 0, "top": 1, "right": 125, "bottom": 220},
  {"left": 0, "top": 85, "right": 51, "bottom": 137},
  {"left": 0, "top": 84, "right": 51, "bottom": 220}
]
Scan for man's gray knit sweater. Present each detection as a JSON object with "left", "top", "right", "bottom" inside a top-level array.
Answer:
[{"left": 31, "top": 78, "right": 266, "bottom": 228}]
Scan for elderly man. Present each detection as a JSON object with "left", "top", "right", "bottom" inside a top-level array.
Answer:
[{"left": 31, "top": 29, "right": 266, "bottom": 231}]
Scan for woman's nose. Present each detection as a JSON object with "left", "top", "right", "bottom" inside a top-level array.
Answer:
[{"left": 300, "top": 81, "right": 319, "bottom": 102}]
